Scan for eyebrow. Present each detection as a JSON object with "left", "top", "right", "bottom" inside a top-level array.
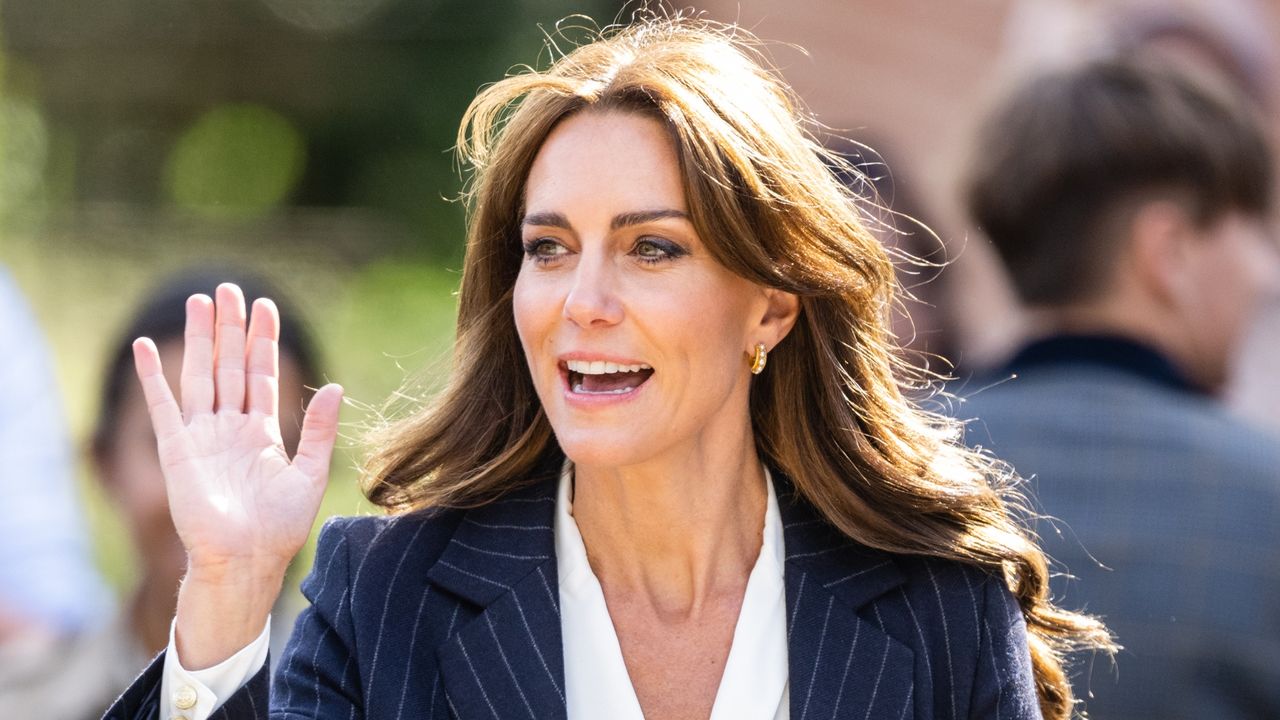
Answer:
[
  {"left": 521, "top": 208, "right": 690, "bottom": 231},
  {"left": 609, "top": 209, "right": 689, "bottom": 230}
]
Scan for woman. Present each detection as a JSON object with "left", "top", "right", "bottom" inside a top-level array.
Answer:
[{"left": 106, "top": 15, "right": 1112, "bottom": 720}]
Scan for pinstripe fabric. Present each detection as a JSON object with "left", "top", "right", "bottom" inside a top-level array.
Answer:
[
  {"left": 103, "top": 459, "right": 1039, "bottom": 720},
  {"left": 774, "top": 484, "right": 1038, "bottom": 720},
  {"left": 964, "top": 364, "right": 1280, "bottom": 719}
]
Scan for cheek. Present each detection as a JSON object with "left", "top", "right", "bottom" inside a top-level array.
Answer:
[
  {"left": 656, "top": 276, "right": 758, "bottom": 375},
  {"left": 1211, "top": 242, "right": 1274, "bottom": 325},
  {"left": 104, "top": 392, "right": 171, "bottom": 517},
  {"left": 110, "top": 436, "right": 171, "bottom": 525},
  {"left": 1242, "top": 243, "right": 1280, "bottom": 302},
  {"left": 512, "top": 270, "right": 536, "bottom": 349},
  {"left": 512, "top": 270, "right": 557, "bottom": 372}
]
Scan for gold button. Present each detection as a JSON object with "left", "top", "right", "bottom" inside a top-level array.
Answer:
[{"left": 174, "top": 684, "right": 198, "bottom": 710}]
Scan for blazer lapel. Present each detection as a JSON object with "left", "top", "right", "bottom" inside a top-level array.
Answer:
[
  {"left": 778, "top": 482, "right": 917, "bottom": 720},
  {"left": 425, "top": 463, "right": 915, "bottom": 720},
  {"left": 428, "top": 469, "right": 568, "bottom": 720}
]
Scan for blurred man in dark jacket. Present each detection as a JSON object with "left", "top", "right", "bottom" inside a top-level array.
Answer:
[{"left": 962, "top": 59, "right": 1280, "bottom": 719}]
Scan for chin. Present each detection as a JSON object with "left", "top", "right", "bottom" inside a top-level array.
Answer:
[{"left": 552, "top": 427, "right": 658, "bottom": 470}]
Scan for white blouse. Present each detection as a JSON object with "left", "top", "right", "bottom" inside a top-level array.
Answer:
[
  {"left": 556, "top": 462, "right": 790, "bottom": 720},
  {"left": 159, "top": 466, "right": 790, "bottom": 720}
]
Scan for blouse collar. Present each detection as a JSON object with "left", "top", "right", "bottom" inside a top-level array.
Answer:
[{"left": 554, "top": 459, "right": 789, "bottom": 719}]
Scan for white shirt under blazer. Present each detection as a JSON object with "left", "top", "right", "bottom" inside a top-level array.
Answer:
[{"left": 555, "top": 463, "right": 790, "bottom": 719}]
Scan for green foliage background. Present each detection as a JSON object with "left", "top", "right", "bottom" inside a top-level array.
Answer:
[{"left": 0, "top": 0, "right": 614, "bottom": 605}]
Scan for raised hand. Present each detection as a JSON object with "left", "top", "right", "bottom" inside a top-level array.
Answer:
[{"left": 132, "top": 283, "right": 343, "bottom": 668}]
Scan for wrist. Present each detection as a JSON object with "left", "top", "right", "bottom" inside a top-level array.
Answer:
[
  {"left": 173, "top": 567, "right": 282, "bottom": 670},
  {"left": 185, "top": 551, "right": 290, "bottom": 586}
]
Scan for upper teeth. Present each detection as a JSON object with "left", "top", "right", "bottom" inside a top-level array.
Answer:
[{"left": 566, "top": 360, "right": 652, "bottom": 375}]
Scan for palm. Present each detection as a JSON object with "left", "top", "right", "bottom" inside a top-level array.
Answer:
[
  {"left": 163, "top": 414, "right": 309, "bottom": 564},
  {"left": 134, "top": 284, "right": 342, "bottom": 574}
]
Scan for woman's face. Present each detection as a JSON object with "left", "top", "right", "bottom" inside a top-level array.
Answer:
[{"left": 513, "top": 110, "right": 792, "bottom": 469}]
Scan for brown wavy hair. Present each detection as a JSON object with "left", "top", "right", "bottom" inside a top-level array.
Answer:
[{"left": 361, "top": 12, "right": 1115, "bottom": 718}]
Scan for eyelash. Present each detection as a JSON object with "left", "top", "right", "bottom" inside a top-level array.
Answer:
[
  {"left": 632, "top": 237, "right": 687, "bottom": 264},
  {"left": 521, "top": 237, "right": 688, "bottom": 266},
  {"left": 522, "top": 238, "right": 564, "bottom": 266}
]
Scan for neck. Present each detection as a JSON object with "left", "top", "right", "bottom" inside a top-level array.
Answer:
[
  {"left": 1024, "top": 296, "right": 1222, "bottom": 392},
  {"left": 570, "top": 429, "right": 767, "bottom": 620},
  {"left": 1026, "top": 296, "right": 1175, "bottom": 362}
]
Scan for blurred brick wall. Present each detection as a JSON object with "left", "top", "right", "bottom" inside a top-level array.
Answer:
[
  {"left": 694, "top": 0, "right": 1014, "bottom": 231},
  {"left": 694, "top": 0, "right": 1280, "bottom": 368}
]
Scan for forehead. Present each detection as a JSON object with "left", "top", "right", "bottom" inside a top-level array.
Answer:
[{"left": 523, "top": 110, "right": 688, "bottom": 217}]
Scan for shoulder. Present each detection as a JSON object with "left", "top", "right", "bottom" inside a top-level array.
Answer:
[
  {"left": 812, "top": 544, "right": 1035, "bottom": 715},
  {"left": 304, "top": 471, "right": 560, "bottom": 606},
  {"left": 881, "top": 555, "right": 1036, "bottom": 713},
  {"left": 876, "top": 554, "right": 1015, "bottom": 646},
  {"left": 845, "top": 546, "right": 1029, "bottom": 670},
  {"left": 962, "top": 368, "right": 1280, "bottom": 475},
  {"left": 784, "top": 507, "right": 1018, "bottom": 657},
  {"left": 317, "top": 509, "right": 466, "bottom": 558},
  {"left": 893, "top": 553, "right": 999, "bottom": 599},
  {"left": 961, "top": 364, "right": 1200, "bottom": 427},
  {"left": 305, "top": 508, "right": 466, "bottom": 600}
]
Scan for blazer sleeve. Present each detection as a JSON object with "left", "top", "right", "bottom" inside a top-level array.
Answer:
[
  {"left": 967, "top": 576, "right": 1041, "bottom": 720},
  {"left": 101, "top": 518, "right": 363, "bottom": 720}
]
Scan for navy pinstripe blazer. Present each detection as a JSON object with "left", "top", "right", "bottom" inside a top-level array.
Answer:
[{"left": 104, "top": 465, "right": 1040, "bottom": 720}]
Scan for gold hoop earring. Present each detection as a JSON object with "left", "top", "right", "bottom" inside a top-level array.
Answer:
[{"left": 750, "top": 343, "right": 768, "bottom": 375}]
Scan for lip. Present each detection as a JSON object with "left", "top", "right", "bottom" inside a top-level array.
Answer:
[
  {"left": 557, "top": 352, "right": 653, "bottom": 408},
  {"left": 557, "top": 351, "right": 650, "bottom": 366}
]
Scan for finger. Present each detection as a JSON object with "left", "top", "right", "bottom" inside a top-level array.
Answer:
[
  {"left": 245, "top": 298, "right": 280, "bottom": 417},
  {"left": 180, "top": 294, "right": 215, "bottom": 419},
  {"left": 214, "top": 283, "right": 248, "bottom": 413},
  {"left": 133, "top": 338, "right": 187, "bottom": 444},
  {"left": 290, "top": 383, "right": 344, "bottom": 483}
]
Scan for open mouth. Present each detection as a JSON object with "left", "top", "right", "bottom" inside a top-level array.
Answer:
[{"left": 565, "top": 359, "right": 654, "bottom": 395}]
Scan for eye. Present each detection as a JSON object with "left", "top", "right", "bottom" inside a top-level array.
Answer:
[
  {"left": 522, "top": 238, "right": 567, "bottom": 265},
  {"left": 631, "top": 237, "right": 687, "bottom": 264}
]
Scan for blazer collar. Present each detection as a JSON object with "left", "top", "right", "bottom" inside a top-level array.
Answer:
[
  {"left": 774, "top": 479, "right": 916, "bottom": 719},
  {"left": 430, "top": 462, "right": 914, "bottom": 719},
  {"left": 429, "top": 461, "right": 567, "bottom": 720},
  {"left": 425, "top": 471, "right": 560, "bottom": 608},
  {"left": 774, "top": 479, "right": 906, "bottom": 608}
]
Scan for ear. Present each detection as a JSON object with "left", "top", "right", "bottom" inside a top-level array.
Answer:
[
  {"left": 756, "top": 287, "right": 802, "bottom": 349},
  {"left": 1128, "top": 200, "right": 1198, "bottom": 309}
]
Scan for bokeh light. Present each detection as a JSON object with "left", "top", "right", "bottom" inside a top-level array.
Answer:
[
  {"left": 0, "top": 96, "right": 50, "bottom": 222},
  {"left": 164, "top": 104, "right": 305, "bottom": 220}
]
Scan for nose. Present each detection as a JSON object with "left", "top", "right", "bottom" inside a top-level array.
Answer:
[{"left": 563, "top": 252, "right": 624, "bottom": 328}]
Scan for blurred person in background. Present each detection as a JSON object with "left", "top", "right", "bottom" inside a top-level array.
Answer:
[
  {"left": 0, "top": 267, "right": 112, "bottom": 643},
  {"left": 1002, "top": 0, "right": 1280, "bottom": 436},
  {"left": 0, "top": 269, "right": 322, "bottom": 720},
  {"left": 962, "top": 59, "right": 1280, "bottom": 718}
]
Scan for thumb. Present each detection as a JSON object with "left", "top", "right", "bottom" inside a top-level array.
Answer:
[{"left": 291, "top": 383, "right": 344, "bottom": 483}]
